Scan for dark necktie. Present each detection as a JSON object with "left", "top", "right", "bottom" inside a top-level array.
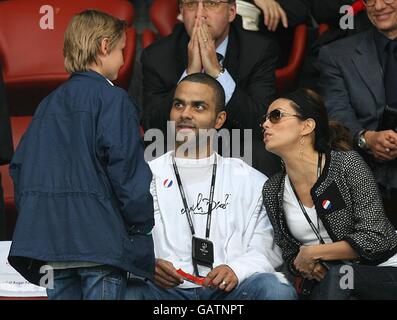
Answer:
[{"left": 385, "top": 40, "right": 397, "bottom": 109}]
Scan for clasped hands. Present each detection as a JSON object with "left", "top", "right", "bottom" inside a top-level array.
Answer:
[
  {"left": 187, "top": 16, "right": 222, "bottom": 78},
  {"left": 365, "top": 130, "right": 397, "bottom": 162}
]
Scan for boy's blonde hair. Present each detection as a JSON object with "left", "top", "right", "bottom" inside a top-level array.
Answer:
[{"left": 64, "top": 10, "right": 127, "bottom": 73}]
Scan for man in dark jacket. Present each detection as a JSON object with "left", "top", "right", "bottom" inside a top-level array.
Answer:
[
  {"left": 317, "top": 0, "right": 397, "bottom": 228},
  {"left": 0, "top": 65, "right": 13, "bottom": 241}
]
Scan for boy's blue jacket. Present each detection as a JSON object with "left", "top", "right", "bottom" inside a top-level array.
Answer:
[{"left": 8, "top": 71, "right": 155, "bottom": 285}]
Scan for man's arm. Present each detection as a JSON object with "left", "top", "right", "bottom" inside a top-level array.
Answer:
[
  {"left": 148, "top": 178, "right": 185, "bottom": 288},
  {"left": 317, "top": 45, "right": 363, "bottom": 139},
  {"left": 226, "top": 196, "right": 283, "bottom": 284}
]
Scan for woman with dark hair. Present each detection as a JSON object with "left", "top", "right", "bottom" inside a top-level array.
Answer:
[{"left": 261, "top": 88, "right": 397, "bottom": 300}]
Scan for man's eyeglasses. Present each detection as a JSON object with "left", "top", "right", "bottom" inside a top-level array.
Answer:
[
  {"left": 181, "top": 0, "right": 230, "bottom": 10},
  {"left": 363, "top": 0, "right": 395, "bottom": 7},
  {"left": 262, "top": 109, "right": 302, "bottom": 124}
]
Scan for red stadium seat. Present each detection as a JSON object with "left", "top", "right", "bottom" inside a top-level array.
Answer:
[
  {"left": 318, "top": 23, "right": 331, "bottom": 37},
  {"left": 142, "top": 0, "right": 180, "bottom": 49},
  {"left": 142, "top": 0, "right": 307, "bottom": 94},
  {"left": 150, "top": 0, "right": 179, "bottom": 37},
  {"left": 0, "top": 116, "right": 32, "bottom": 239},
  {"left": 0, "top": 0, "right": 136, "bottom": 116},
  {"left": 275, "top": 24, "right": 308, "bottom": 94}
]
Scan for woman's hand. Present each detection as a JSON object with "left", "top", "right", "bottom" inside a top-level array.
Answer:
[
  {"left": 294, "top": 245, "right": 318, "bottom": 276},
  {"left": 253, "top": 0, "right": 288, "bottom": 31}
]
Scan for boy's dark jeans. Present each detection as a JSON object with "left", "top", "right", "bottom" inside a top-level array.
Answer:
[{"left": 46, "top": 265, "right": 127, "bottom": 300}]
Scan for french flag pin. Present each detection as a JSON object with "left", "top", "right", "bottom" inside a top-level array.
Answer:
[
  {"left": 163, "top": 179, "right": 173, "bottom": 188},
  {"left": 322, "top": 200, "right": 332, "bottom": 210}
]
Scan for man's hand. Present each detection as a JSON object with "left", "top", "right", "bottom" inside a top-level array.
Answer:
[
  {"left": 154, "top": 259, "right": 184, "bottom": 289},
  {"left": 187, "top": 17, "right": 203, "bottom": 75},
  {"left": 365, "top": 130, "right": 397, "bottom": 161},
  {"left": 197, "top": 17, "right": 221, "bottom": 78},
  {"left": 254, "top": 0, "right": 288, "bottom": 31},
  {"left": 202, "top": 264, "right": 238, "bottom": 292}
]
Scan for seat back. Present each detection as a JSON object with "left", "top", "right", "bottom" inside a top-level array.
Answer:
[
  {"left": 150, "top": 0, "right": 179, "bottom": 37},
  {"left": 0, "top": 0, "right": 136, "bottom": 115},
  {"left": 276, "top": 24, "right": 308, "bottom": 94}
]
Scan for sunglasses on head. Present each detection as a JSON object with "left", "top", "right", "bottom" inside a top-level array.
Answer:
[{"left": 262, "top": 109, "right": 302, "bottom": 124}]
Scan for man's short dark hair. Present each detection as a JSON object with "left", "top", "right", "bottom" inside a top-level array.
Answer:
[{"left": 179, "top": 73, "right": 226, "bottom": 113}]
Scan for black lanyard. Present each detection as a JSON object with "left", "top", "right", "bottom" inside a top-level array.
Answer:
[
  {"left": 172, "top": 154, "right": 217, "bottom": 239},
  {"left": 289, "top": 153, "right": 325, "bottom": 244}
]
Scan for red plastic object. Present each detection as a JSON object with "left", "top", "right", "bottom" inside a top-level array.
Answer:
[{"left": 176, "top": 269, "right": 205, "bottom": 286}]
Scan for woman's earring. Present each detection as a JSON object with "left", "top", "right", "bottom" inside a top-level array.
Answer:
[{"left": 299, "top": 136, "right": 305, "bottom": 160}]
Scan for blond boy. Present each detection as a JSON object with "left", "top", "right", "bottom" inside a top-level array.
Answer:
[{"left": 8, "top": 10, "right": 155, "bottom": 300}]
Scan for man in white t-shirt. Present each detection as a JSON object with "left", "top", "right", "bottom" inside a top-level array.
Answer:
[{"left": 125, "top": 73, "right": 296, "bottom": 300}]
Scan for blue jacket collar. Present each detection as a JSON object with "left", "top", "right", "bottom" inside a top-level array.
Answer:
[{"left": 70, "top": 70, "right": 110, "bottom": 84}]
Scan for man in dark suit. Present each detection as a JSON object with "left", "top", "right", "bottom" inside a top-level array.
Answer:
[
  {"left": 0, "top": 65, "right": 14, "bottom": 240},
  {"left": 141, "top": 0, "right": 281, "bottom": 177},
  {"left": 318, "top": 0, "right": 397, "bottom": 227}
]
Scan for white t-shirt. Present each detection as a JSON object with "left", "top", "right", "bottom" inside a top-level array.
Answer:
[{"left": 283, "top": 175, "right": 397, "bottom": 267}]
